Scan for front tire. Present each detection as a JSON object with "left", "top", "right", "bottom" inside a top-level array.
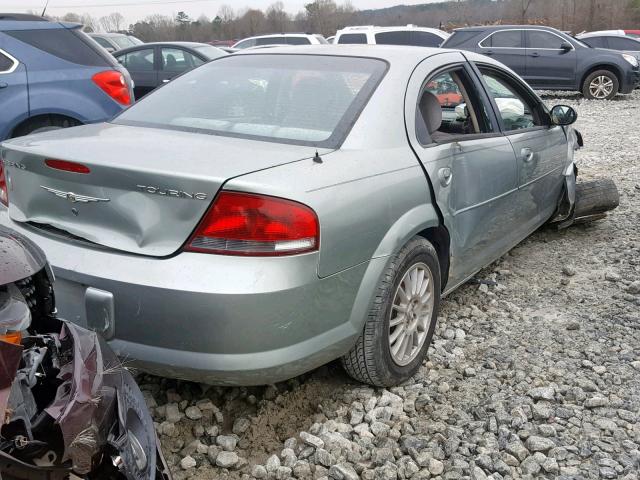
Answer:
[
  {"left": 341, "top": 237, "right": 441, "bottom": 387},
  {"left": 582, "top": 70, "right": 619, "bottom": 100}
]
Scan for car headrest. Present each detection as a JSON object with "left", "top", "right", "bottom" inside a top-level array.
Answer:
[{"left": 419, "top": 91, "right": 442, "bottom": 134}]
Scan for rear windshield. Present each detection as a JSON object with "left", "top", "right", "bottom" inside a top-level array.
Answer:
[
  {"left": 441, "top": 30, "right": 480, "bottom": 48},
  {"left": 6, "top": 28, "right": 116, "bottom": 67},
  {"left": 114, "top": 54, "right": 387, "bottom": 148}
]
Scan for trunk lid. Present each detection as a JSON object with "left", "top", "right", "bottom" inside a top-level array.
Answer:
[{"left": 2, "top": 123, "right": 329, "bottom": 256}]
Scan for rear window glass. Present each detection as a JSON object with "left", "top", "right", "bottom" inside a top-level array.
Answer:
[
  {"left": 6, "top": 28, "right": 114, "bottom": 67},
  {"left": 582, "top": 36, "right": 605, "bottom": 48},
  {"left": 338, "top": 33, "right": 367, "bottom": 44},
  {"left": 114, "top": 54, "right": 387, "bottom": 148},
  {"left": 608, "top": 36, "right": 640, "bottom": 50}
]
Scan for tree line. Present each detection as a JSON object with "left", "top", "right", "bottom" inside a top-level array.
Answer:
[{"left": 50, "top": 0, "right": 640, "bottom": 43}]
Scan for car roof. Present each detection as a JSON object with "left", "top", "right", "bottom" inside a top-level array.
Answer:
[
  {"left": 454, "top": 25, "right": 560, "bottom": 32},
  {"left": 0, "top": 14, "right": 78, "bottom": 31},
  {"left": 338, "top": 25, "right": 447, "bottom": 35},
  {"left": 578, "top": 31, "right": 632, "bottom": 39},
  {"left": 89, "top": 32, "right": 131, "bottom": 38},
  {"left": 236, "top": 44, "right": 446, "bottom": 62},
  {"left": 239, "top": 33, "right": 318, "bottom": 40}
]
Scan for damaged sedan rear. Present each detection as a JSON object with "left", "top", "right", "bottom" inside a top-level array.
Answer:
[{"left": 0, "top": 226, "right": 169, "bottom": 479}]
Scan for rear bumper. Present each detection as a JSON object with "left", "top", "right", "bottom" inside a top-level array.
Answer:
[{"left": 0, "top": 212, "right": 375, "bottom": 385}]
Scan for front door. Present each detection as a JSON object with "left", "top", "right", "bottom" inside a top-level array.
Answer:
[
  {"left": 477, "top": 29, "right": 526, "bottom": 76},
  {"left": 116, "top": 47, "right": 157, "bottom": 100},
  {"left": 476, "top": 65, "right": 567, "bottom": 232},
  {"left": 524, "top": 30, "right": 577, "bottom": 88},
  {"left": 405, "top": 52, "right": 521, "bottom": 287},
  {"left": 0, "top": 48, "right": 28, "bottom": 141},
  {"left": 158, "top": 47, "right": 205, "bottom": 84}
]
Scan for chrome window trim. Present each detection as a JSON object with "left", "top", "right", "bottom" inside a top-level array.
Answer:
[
  {"left": 477, "top": 28, "right": 577, "bottom": 51},
  {"left": 0, "top": 48, "right": 19, "bottom": 74}
]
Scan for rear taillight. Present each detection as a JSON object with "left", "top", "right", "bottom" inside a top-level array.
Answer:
[
  {"left": 186, "top": 191, "right": 319, "bottom": 256},
  {"left": 92, "top": 70, "right": 131, "bottom": 106},
  {"left": 0, "top": 160, "right": 8, "bottom": 207}
]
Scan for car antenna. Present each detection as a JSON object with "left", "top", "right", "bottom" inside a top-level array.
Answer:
[{"left": 313, "top": 150, "right": 323, "bottom": 163}]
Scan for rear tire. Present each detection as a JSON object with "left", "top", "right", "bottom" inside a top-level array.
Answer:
[
  {"left": 341, "top": 237, "right": 441, "bottom": 387},
  {"left": 11, "top": 115, "right": 81, "bottom": 138},
  {"left": 582, "top": 70, "right": 619, "bottom": 100}
]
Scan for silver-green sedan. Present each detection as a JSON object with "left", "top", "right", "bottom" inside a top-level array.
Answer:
[{"left": 0, "top": 45, "right": 582, "bottom": 386}]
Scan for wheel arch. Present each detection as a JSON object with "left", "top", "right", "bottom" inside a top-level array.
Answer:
[
  {"left": 579, "top": 64, "right": 622, "bottom": 91},
  {"left": 10, "top": 113, "right": 83, "bottom": 138}
]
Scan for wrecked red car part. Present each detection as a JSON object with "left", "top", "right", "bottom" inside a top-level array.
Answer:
[{"left": 0, "top": 225, "right": 170, "bottom": 480}]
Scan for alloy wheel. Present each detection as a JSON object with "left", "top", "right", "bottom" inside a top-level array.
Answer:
[
  {"left": 388, "top": 262, "right": 434, "bottom": 366},
  {"left": 589, "top": 75, "right": 614, "bottom": 99}
]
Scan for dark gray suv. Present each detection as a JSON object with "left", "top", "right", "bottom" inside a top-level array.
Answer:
[{"left": 442, "top": 25, "right": 640, "bottom": 99}]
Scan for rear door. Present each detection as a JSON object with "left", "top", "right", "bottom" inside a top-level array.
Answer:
[
  {"left": 0, "top": 48, "right": 28, "bottom": 140},
  {"left": 405, "top": 52, "right": 521, "bottom": 287},
  {"left": 158, "top": 47, "right": 204, "bottom": 84},
  {"left": 477, "top": 29, "right": 526, "bottom": 76},
  {"left": 525, "top": 30, "right": 577, "bottom": 87},
  {"left": 115, "top": 46, "right": 157, "bottom": 99},
  {"left": 476, "top": 64, "right": 567, "bottom": 231}
]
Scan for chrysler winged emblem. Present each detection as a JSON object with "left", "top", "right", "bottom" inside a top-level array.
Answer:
[{"left": 40, "top": 186, "right": 110, "bottom": 203}]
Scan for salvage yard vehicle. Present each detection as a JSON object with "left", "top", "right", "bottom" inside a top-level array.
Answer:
[
  {"left": 335, "top": 25, "right": 449, "bottom": 47},
  {"left": 113, "top": 42, "right": 227, "bottom": 98},
  {"left": 0, "top": 14, "right": 134, "bottom": 142},
  {"left": 442, "top": 25, "right": 640, "bottom": 99},
  {"left": 577, "top": 32, "right": 640, "bottom": 63},
  {"left": 0, "top": 45, "right": 618, "bottom": 387},
  {"left": 0, "top": 226, "right": 170, "bottom": 480}
]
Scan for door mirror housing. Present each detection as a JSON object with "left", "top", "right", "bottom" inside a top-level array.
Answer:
[
  {"left": 560, "top": 41, "right": 573, "bottom": 52},
  {"left": 550, "top": 105, "right": 577, "bottom": 126}
]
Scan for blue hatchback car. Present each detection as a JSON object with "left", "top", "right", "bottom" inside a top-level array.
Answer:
[{"left": 0, "top": 13, "right": 133, "bottom": 141}]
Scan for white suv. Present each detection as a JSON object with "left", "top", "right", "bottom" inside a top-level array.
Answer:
[
  {"left": 232, "top": 33, "right": 327, "bottom": 50},
  {"left": 334, "top": 25, "right": 449, "bottom": 47}
]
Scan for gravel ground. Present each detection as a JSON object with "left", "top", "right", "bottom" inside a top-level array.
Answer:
[{"left": 138, "top": 90, "right": 640, "bottom": 480}]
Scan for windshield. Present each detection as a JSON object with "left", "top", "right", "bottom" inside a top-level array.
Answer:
[
  {"left": 114, "top": 54, "right": 387, "bottom": 148},
  {"left": 194, "top": 45, "right": 227, "bottom": 59}
]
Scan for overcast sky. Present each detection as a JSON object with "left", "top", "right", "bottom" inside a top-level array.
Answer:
[{"left": 8, "top": 0, "right": 440, "bottom": 25}]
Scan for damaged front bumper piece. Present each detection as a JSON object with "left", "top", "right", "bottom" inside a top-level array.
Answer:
[{"left": 0, "top": 225, "right": 171, "bottom": 480}]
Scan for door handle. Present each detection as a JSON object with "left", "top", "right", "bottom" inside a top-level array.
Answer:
[
  {"left": 162, "top": 79, "right": 170, "bottom": 83},
  {"left": 438, "top": 167, "right": 453, "bottom": 187},
  {"left": 530, "top": 52, "right": 540, "bottom": 57},
  {"left": 521, "top": 147, "right": 534, "bottom": 163},
  {"left": 0, "top": 82, "right": 8, "bottom": 89}
]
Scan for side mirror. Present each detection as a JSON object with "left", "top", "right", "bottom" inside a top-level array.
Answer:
[
  {"left": 560, "top": 42, "right": 573, "bottom": 52},
  {"left": 550, "top": 105, "right": 577, "bottom": 126}
]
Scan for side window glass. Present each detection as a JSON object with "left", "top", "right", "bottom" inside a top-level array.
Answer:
[
  {"left": 412, "top": 31, "right": 445, "bottom": 47},
  {"left": 121, "top": 48, "right": 154, "bottom": 71},
  {"left": 609, "top": 37, "right": 640, "bottom": 51},
  {"left": 287, "top": 37, "right": 311, "bottom": 45},
  {"left": 481, "top": 71, "right": 542, "bottom": 131},
  {"left": 528, "top": 31, "right": 564, "bottom": 49},
  {"left": 416, "top": 68, "right": 493, "bottom": 144},
  {"left": 584, "top": 37, "right": 605, "bottom": 48},
  {"left": 256, "top": 36, "right": 286, "bottom": 46},
  {"left": 0, "top": 51, "right": 16, "bottom": 72},
  {"left": 338, "top": 34, "right": 367, "bottom": 44},
  {"left": 375, "top": 31, "right": 413, "bottom": 45},
  {"left": 162, "top": 48, "right": 198, "bottom": 72},
  {"left": 481, "top": 30, "right": 522, "bottom": 48},
  {"left": 235, "top": 39, "right": 255, "bottom": 49},
  {"left": 93, "top": 37, "right": 113, "bottom": 49}
]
